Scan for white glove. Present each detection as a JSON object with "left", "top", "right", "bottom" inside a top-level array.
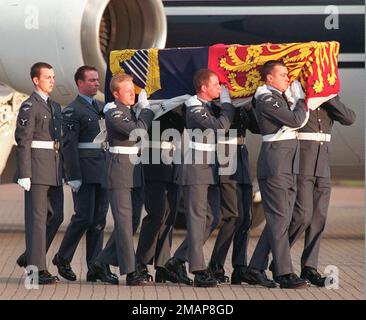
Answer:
[
  {"left": 103, "top": 102, "right": 117, "bottom": 114},
  {"left": 220, "top": 85, "right": 231, "bottom": 104},
  {"left": 284, "top": 87, "right": 296, "bottom": 106},
  {"left": 138, "top": 89, "right": 150, "bottom": 109},
  {"left": 254, "top": 84, "right": 272, "bottom": 99},
  {"left": 290, "top": 80, "right": 305, "bottom": 101},
  {"left": 185, "top": 95, "right": 202, "bottom": 107},
  {"left": 17, "top": 178, "right": 31, "bottom": 191},
  {"left": 68, "top": 180, "right": 82, "bottom": 193}
]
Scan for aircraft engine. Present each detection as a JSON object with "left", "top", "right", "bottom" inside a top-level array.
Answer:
[{"left": 0, "top": 0, "right": 167, "bottom": 105}]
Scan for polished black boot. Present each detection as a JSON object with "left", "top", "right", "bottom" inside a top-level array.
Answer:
[
  {"left": 301, "top": 267, "right": 327, "bottom": 287},
  {"left": 126, "top": 271, "right": 147, "bottom": 286},
  {"left": 231, "top": 266, "right": 249, "bottom": 285},
  {"left": 87, "top": 261, "right": 119, "bottom": 285},
  {"left": 155, "top": 266, "right": 180, "bottom": 283},
  {"left": 105, "top": 264, "right": 119, "bottom": 281},
  {"left": 137, "top": 263, "right": 153, "bottom": 282},
  {"left": 208, "top": 261, "right": 229, "bottom": 284},
  {"left": 277, "top": 273, "right": 309, "bottom": 289},
  {"left": 52, "top": 254, "right": 77, "bottom": 281},
  {"left": 244, "top": 267, "right": 277, "bottom": 288},
  {"left": 193, "top": 270, "right": 219, "bottom": 288},
  {"left": 164, "top": 257, "right": 193, "bottom": 286},
  {"left": 31, "top": 270, "right": 59, "bottom": 285}
]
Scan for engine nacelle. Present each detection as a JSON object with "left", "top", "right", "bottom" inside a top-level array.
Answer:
[{"left": 0, "top": 0, "right": 167, "bottom": 105}]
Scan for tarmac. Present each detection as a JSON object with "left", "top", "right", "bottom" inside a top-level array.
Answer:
[{"left": 0, "top": 183, "right": 364, "bottom": 300}]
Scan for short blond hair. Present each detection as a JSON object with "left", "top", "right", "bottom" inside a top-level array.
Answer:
[{"left": 109, "top": 73, "right": 133, "bottom": 93}]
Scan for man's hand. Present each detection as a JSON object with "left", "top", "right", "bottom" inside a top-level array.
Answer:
[
  {"left": 185, "top": 95, "right": 202, "bottom": 107},
  {"left": 254, "top": 85, "right": 272, "bottom": 99},
  {"left": 138, "top": 89, "right": 150, "bottom": 109},
  {"left": 290, "top": 80, "right": 305, "bottom": 101},
  {"left": 220, "top": 85, "right": 231, "bottom": 104},
  {"left": 68, "top": 180, "right": 82, "bottom": 193},
  {"left": 17, "top": 178, "right": 31, "bottom": 191}
]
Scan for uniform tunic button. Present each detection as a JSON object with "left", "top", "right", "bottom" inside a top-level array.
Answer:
[
  {"left": 55, "top": 127, "right": 57, "bottom": 130},
  {"left": 320, "top": 130, "right": 323, "bottom": 133},
  {"left": 320, "top": 142, "right": 324, "bottom": 145},
  {"left": 318, "top": 119, "right": 321, "bottom": 122}
]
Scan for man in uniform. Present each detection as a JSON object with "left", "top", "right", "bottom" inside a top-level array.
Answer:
[
  {"left": 283, "top": 96, "right": 355, "bottom": 286},
  {"left": 88, "top": 74, "right": 155, "bottom": 286},
  {"left": 135, "top": 108, "right": 184, "bottom": 283},
  {"left": 245, "top": 60, "right": 308, "bottom": 289},
  {"left": 52, "top": 66, "right": 110, "bottom": 282},
  {"left": 15, "top": 62, "right": 63, "bottom": 285},
  {"left": 207, "top": 102, "right": 260, "bottom": 284},
  {"left": 164, "top": 69, "right": 235, "bottom": 287}
]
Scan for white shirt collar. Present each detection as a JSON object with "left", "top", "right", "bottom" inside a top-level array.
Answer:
[{"left": 34, "top": 90, "right": 49, "bottom": 103}]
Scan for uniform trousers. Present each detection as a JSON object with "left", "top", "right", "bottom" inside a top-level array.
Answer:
[
  {"left": 249, "top": 174, "right": 297, "bottom": 276},
  {"left": 136, "top": 182, "right": 180, "bottom": 268},
  {"left": 96, "top": 187, "right": 143, "bottom": 275},
  {"left": 210, "top": 182, "right": 252, "bottom": 267},
  {"left": 24, "top": 185, "right": 64, "bottom": 270},
  {"left": 288, "top": 175, "right": 331, "bottom": 269},
  {"left": 57, "top": 184, "right": 108, "bottom": 268},
  {"left": 174, "top": 184, "right": 220, "bottom": 273}
]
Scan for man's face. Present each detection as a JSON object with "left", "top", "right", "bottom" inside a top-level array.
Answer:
[
  {"left": 113, "top": 80, "right": 135, "bottom": 106},
  {"left": 267, "top": 65, "right": 289, "bottom": 92},
  {"left": 78, "top": 70, "right": 99, "bottom": 96},
  {"left": 200, "top": 75, "right": 221, "bottom": 101},
  {"left": 33, "top": 68, "right": 55, "bottom": 94}
]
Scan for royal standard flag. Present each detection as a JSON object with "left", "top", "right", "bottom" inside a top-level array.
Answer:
[{"left": 105, "top": 41, "right": 340, "bottom": 110}]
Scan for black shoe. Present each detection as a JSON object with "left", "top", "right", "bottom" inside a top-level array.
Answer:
[
  {"left": 244, "top": 267, "right": 277, "bottom": 288},
  {"left": 137, "top": 263, "right": 153, "bottom": 282},
  {"left": 52, "top": 254, "right": 76, "bottom": 281},
  {"left": 208, "top": 261, "right": 229, "bottom": 284},
  {"left": 126, "top": 271, "right": 147, "bottom": 286},
  {"left": 301, "top": 267, "right": 327, "bottom": 287},
  {"left": 277, "top": 273, "right": 309, "bottom": 289},
  {"left": 16, "top": 254, "right": 27, "bottom": 268},
  {"left": 231, "top": 266, "right": 249, "bottom": 285},
  {"left": 36, "top": 270, "right": 59, "bottom": 285},
  {"left": 87, "top": 261, "right": 119, "bottom": 285},
  {"left": 155, "top": 266, "right": 180, "bottom": 284},
  {"left": 193, "top": 270, "right": 219, "bottom": 288},
  {"left": 105, "top": 264, "right": 119, "bottom": 281},
  {"left": 165, "top": 257, "right": 193, "bottom": 286}
]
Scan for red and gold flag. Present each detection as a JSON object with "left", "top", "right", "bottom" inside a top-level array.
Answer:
[{"left": 208, "top": 41, "right": 340, "bottom": 109}]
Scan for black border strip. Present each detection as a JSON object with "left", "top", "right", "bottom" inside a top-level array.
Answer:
[{"left": 338, "top": 61, "right": 365, "bottom": 68}]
